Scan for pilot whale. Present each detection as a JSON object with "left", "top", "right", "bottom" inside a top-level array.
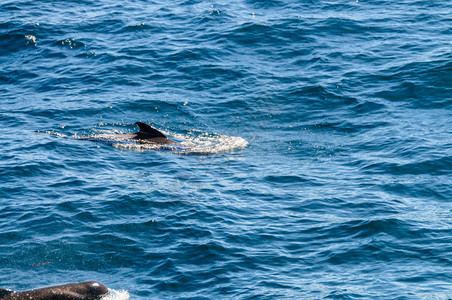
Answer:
[
  {"left": 0, "top": 281, "right": 108, "bottom": 300},
  {"left": 76, "top": 121, "right": 177, "bottom": 146}
]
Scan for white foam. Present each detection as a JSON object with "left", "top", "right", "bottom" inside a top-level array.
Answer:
[
  {"left": 102, "top": 289, "right": 130, "bottom": 300},
  {"left": 92, "top": 129, "right": 248, "bottom": 154},
  {"left": 46, "top": 127, "right": 248, "bottom": 154},
  {"left": 25, "top": 35, "right": 36, "bottom": 46},
  {"left": 174, "top": 130, "right": 249, "bottom": 154}
]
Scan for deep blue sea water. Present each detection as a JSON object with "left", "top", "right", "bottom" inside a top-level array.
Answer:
[{"left": 1, "top": 0, "right": 451, "bottom": 299}]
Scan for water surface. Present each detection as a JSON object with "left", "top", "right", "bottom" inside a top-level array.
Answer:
[{"left": 1, "top": 0, "right": 451, "bottom": 299}]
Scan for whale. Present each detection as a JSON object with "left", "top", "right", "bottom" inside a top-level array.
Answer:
[
  {"left": 0, "top": 281, "right": 108, "bottom": 300},
  {"left": 75, "top": 121, "right": 176, "bottom": 146}
]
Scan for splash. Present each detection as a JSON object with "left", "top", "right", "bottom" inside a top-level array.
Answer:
[
  {"left": 44, "top": 126, "right": 248, "bottom": 154},
  {"left": 111, "top": 129, "right": 248, "bottom": 154},
  {"left": 173, "top": 129, "right": 249, "bottom": 155},
  {"left": 102, "top": 289, "right": 130, "bottom": 300}
]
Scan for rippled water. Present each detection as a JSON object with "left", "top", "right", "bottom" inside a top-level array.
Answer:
[{"left": 1, "top": 0, "right": 451, "bottom": 299}]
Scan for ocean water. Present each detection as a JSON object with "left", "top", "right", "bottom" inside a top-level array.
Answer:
[{"left": 1, "top": 0, "right": 451, "bottom": 299}]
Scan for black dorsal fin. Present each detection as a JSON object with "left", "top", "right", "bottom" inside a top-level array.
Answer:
[
  {"left": 0, "top": 289, "right": 14, "bottom": 298},
  {"left": 135, "top": 122, "right": 167, "bottom": 138}
]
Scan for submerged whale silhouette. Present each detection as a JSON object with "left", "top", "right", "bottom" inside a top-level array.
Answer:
[{"left": 0, "top": 281, "right": 108, "bottom": 300}]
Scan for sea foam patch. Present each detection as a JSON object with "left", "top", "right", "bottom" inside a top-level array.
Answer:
[
  {"left": 102, "top": 289, "right": 130, "bottom": 300},
  {"left": 44, "top": 125, "right": 248, "bottom": 154}
]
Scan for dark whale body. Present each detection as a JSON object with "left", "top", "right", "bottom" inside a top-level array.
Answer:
[
  {"left": 0, "top": 281, "right": 108, "bottom": 300},
  {"left": 133, "top": 122, "right": 175, "bottom": 144},
  {"left": 74, "top": 121, "right": 177, "bottom": 146}
]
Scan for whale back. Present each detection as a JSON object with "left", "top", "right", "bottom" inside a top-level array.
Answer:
[
  {"left": 0, "top": 289, "right": 13, "bottom": 298},
  {"left": 0, "top": 281, "right": 108, "bottom": 300}
]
